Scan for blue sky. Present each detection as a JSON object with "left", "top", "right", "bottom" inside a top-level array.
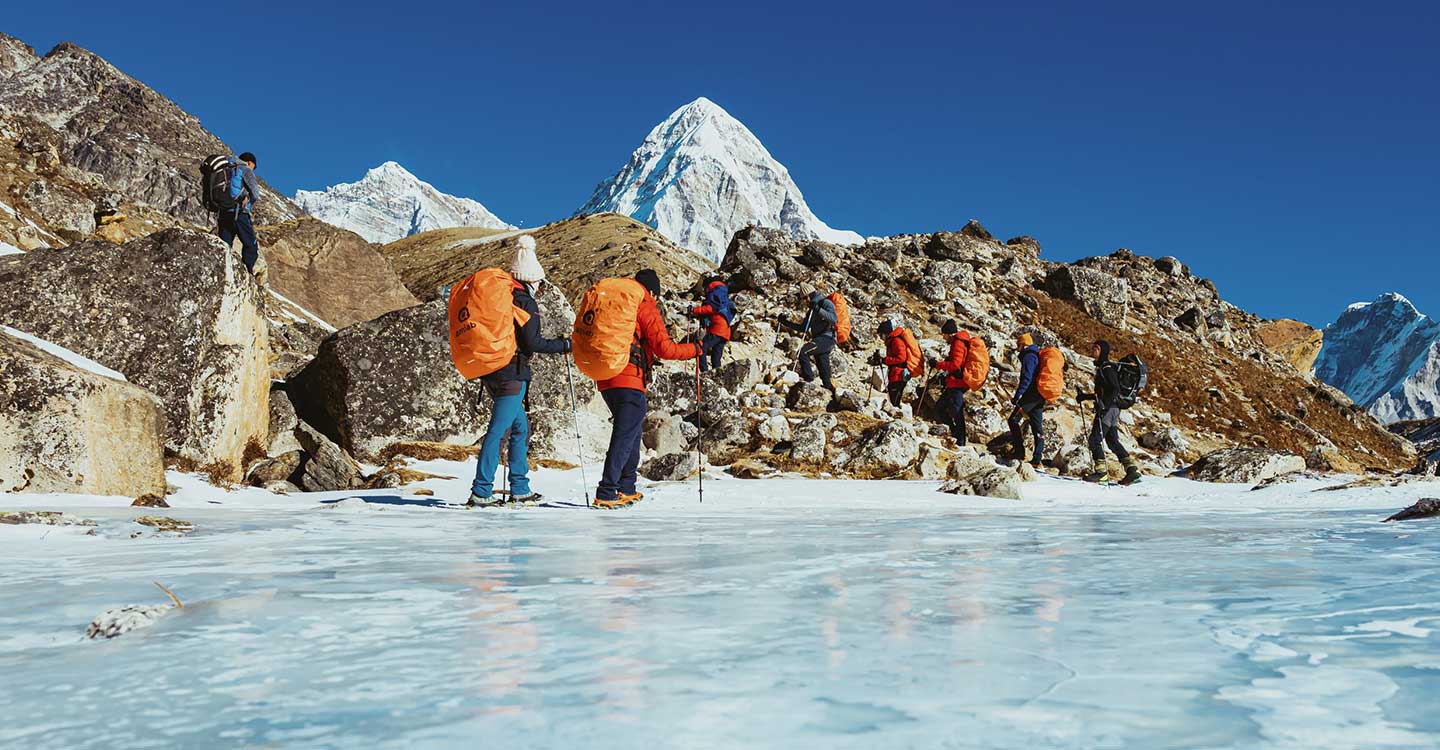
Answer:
[{"left": 9, "top": 0, "right": 1437, "bottom": 326}]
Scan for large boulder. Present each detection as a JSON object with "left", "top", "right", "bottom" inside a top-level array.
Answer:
[
  {"left": 1187, "top": 448, "right": 1306, "bottom": 484},
  {"left": 255, "top": 218, "right": 419, "bottom": 329},
  {"left": 0, "top": 229, "right": 269, "bottom": 479},
  {"left": 288, "top": 285, "right": 601, "bottom": 463},
  {"left": 0, "top": 330, "right": 166, "bottom": 496},
  {"left": 1256, "top": 319, "right": 1324, "bottom": 374},
  {"left": 940, "top": 450, "right": 1023, "bottom": 499},
  {"left": 1044, "top": 266, "right": 1130, "bottom": 328},
  {"left": 851, "top": 422, "right": 920, "bottom": 475}
]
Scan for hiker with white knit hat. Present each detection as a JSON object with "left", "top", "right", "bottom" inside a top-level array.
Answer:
[{"left": 466, "top": 234, "right": 571, "bottom": 507}]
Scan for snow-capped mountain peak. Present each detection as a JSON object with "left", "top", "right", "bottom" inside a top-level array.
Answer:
[
  {"left": 578, "top": 97, "right": 862, "bottom": 262},
  {"left": 296, "top": 162, "right": 513, "bottom": 244},
  {"left": 1316, "top": 292, "right": 1440, "bottom": 423}
]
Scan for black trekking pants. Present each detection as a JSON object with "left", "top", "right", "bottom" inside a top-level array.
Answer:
[
  {"left": 887, "top": 371, "right": 911, "bottom": 407},
  {"left": 1089, "top": 404, "right": 1130, "bottom": 461},
  {"left": 1008, "top": 392, "right": 1047, "bottom": 463},
  {"left": 938, "top": 387, "right": 967, "bottom": 444},
  {"left": 799, "top": 337, "right": 834, "bottom": 390}
]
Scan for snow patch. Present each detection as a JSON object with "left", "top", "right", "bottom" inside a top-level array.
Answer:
[
  {"left": 0, "top": 240, "right": 23, "bottom": 256},
  {"left": 2, "top": 325, "right": 127, "bottom": 381}
]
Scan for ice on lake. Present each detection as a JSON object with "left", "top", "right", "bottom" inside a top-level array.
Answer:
[{"left": 1, "top": 472, "right": 1438, "bottom": 749}]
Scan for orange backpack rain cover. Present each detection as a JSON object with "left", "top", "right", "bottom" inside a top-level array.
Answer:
[
  {"left": 828, "top": 292, "right": 851, "bottom": 344},
  {"left": 448, "top": 269, "right": 529, "bottom": 380},
  {"left": 572, "top": 278, "right": 647, "bottom": 381},
  {"left": 1037, "top": 347, "right": 1065, "bottom": 402},
  {"left": 961, "top": 334, "right": 990, "bottom": 390},
  {"left": 899, "top": 327, "right": 924, "bottom": 378}
]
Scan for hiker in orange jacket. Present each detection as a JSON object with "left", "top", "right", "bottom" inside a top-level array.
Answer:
[
  {"left": 690, "top": 275, "right": 733, "bottom": 373},
  {"left": 932, "top": 319, "right": 972, "bottom": 444},
  {"left": 879, "top": 319, "right": 911, "bottom": 408},
  {"left": 594, "top": 269, "right": 702, "bottom": 508}
]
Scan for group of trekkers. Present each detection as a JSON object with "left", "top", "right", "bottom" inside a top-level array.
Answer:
[{"left": 449, "top": 238, "right": 1149, "bottom": 510}]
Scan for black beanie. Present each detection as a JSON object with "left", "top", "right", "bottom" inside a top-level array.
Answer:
[
  {"left": 878, "top": 319, "right": 894, "bottom": 336},
  {"left": 941, "top": 319, "right": 958, "bottom": 335},
  {"left": 1095, "top": 339, "right": 1111, "bottom": 361},
  {"left": 239, "top": 151, "right": 257, "bottom": 166},
  {"left": 636, "top": 269, "right": 661, "bottom": 298}
]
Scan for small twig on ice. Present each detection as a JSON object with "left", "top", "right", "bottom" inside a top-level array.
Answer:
[{"left": 153, "top": 581, "right": 183, "bottom": 608}]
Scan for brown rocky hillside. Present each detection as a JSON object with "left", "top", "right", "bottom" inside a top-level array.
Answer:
[{"left": 381, "top": 212, "right": 714, "bottom": 303}]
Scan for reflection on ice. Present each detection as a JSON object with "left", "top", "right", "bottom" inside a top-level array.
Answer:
[{"left": 0, "top": 491, "right": 1437, "bottom": 749}]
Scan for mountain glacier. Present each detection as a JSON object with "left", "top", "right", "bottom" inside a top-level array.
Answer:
[
  {"left": 295, "top": 162, "right": 512, "bottom": 244},
  {"left": 1315, "top": 292, "right": 1440, "bottom": 423},
  {"left": 578, "top": 97, "right": 862, "bottom": 262}
]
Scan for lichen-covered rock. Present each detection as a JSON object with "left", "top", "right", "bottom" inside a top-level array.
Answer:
[
  {"left": 1139, "top": 427, "right": 1190, "bottom": 456},
  {"left": 790, "top": 417, "right": 831, "bottom": 463},
  {"left": 1044, "top": 265, "right": 1129, "bottom": 328},
  {"left": 86, "top": 605, "right": 173, "bottom": 640},
  {"left": 641, "top": 451, "right": 703, "bottom": 481},
  {"left": 1187, "top": 448, "right": 1306, "bottom": 484},
  {"left": 288, "top": 287, "right": 601, "bottom": 463},
  {"left": 787, "top": 381, "right": 832, "bottom": 411},
  {"left": 852, "top": 422, "right": 920, "bottom": 475},
  {"left": 940, "top": 450, "right": 1023, "bottom": 499},
  {"left": 0, "top": 510, "right": 96, "bottom": 527},
  {"left": 643, "top": 412, "right": 688, "bottom": 455},
  {"left": 0, "top": 230, "right": 269, "bottom": 479},
  {"left": 294, "top": 423, "right": 363, "bottom": 492},
  {"left": 0, "top": 330, "right": 166, "bottom": 497}
]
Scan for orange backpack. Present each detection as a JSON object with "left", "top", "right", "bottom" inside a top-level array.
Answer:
[
  {"left": 1036, "top": 347, "right": 1065, "bottom": 402},
  {"left": 572, "top": 278, "right": 647, "bottom": 381},
  {"left": 828, "top": 292, "right": 851, "bottom": 344},
  {"left": 960, "top": 333, "right": 990, "bottom": 391},
  {"left": 899, "top": 327, "right": 924, "bottom": 378},
  {"left": 448, "top": 269, "right": 529, "bottom": 380}
]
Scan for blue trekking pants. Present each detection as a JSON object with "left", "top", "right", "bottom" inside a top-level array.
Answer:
[
  {"left": 472, "top": 383, "right": 530, "bottom": 498},
  {"left": 597, "top": 388, "right": 648, "bottom": 501}
]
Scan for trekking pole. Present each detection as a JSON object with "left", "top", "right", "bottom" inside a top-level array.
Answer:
[
  {"left": 564, "top": 354, "right": 589, "bottom": 508},
  {"left": 696, "top": 321, "right": 704, "bottom": 504}
]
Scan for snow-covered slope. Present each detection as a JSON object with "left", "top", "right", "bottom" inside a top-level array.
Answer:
[
  {"left": 578, "top": 97, "right": 862, "bottom": 262},
  {"left": 295, "top": 162, "right": 513, "bottom": 244},
  {"left": 1315, "top": 292, "right": 1440, "bottom": 423}
]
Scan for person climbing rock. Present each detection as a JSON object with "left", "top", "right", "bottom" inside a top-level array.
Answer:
[
  {"left": 1078, "top": 339, "right": 1142, "bottom": 485},
  {"left": 467, "top": 236, "right": 571, "bottom": 507},
  {"left": 1007, "top": 332, "right": 1047, "bottom": 469},
  {"left": 691, "top": 275, "right": 734, "bottom": 372},
  {"left": 933, "top": 319, "right": 986, "bottom": 444},
  {"left": 207, "top": 152, "right": 263, "bottom": 276},
  {"left": 578, "top": 269, "right": 702, "bottom": 509},
  {"left": 879, "top": 319, "right": 912, "bottom": 408},
  {"left": 779, "top": 285, "right": 838, "bottom": 391}
]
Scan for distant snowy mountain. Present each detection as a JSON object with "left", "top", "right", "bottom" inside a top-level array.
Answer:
[
  {"left": 295, "top": 162, "right": 513, "bottom": 244},
  {"left": 1315, "top": 292, "right": 1440, "bottom": 423},
  {"left": 578, "top": 97, "right": 862, "bottom": 262}
]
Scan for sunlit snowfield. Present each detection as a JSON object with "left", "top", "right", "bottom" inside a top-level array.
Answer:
[{"left": 2, "top": 469, "right": 1438, "bottom": 749}]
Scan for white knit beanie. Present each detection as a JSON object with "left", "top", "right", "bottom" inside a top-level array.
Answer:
[{"left": 510, "top": 235, "right": 545, "bottom": 283}]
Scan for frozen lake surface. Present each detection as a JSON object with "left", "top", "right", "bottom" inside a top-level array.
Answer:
[{"left": 2, "top": 471, "right": 1438, "bottom": 749}]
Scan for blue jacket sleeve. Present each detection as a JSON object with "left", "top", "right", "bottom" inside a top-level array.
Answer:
[
  {"left": 1014, "top": 349, "right": 1039, "bottom": 400},
  {"left": 241, "top": 166, "right": 261, "bottom": 211}
]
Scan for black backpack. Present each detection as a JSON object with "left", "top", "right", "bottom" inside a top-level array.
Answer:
[
  {"left": 1112, "top": 354, "right": 1148, "bottom": 409},
  {"left": 200, "top": 155, "right": 238, "bottom": 212}
]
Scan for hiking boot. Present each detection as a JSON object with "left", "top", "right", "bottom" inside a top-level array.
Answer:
[
  {"left": 593, "top": 492, "right": 640, "bottom": 510},
  {"left": 1082, "top": 463, "right": 1109, "bottom": 483},
  {"left": 466, "top": 492, "right": 507, "bottom": 508},
  {"left": 1119, "top": 457, "right": 1142, "bottom": 486},
  {"left": 1029, "top": 461, "right": 1045, "bottom": 473},
  {"left": 509, "top": 492, "right": 544, "bottom": 506}
]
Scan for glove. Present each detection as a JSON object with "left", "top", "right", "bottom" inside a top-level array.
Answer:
[{"left": 1076, "top": 391, "right": 1094, "bottom": 403}]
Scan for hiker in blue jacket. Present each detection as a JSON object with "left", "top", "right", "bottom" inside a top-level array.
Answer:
[
  {"left": 691, "top": 275, "right": 734, "bottom": 372},
  {"left": 216, "top": 152, "right": 263, "bottom": 273},
  {"left": 779, "top": 285, "right": 838, "bottom": 391},
  {"left": 1007, "top": 332, "right": 1046, "bottom": 468}
]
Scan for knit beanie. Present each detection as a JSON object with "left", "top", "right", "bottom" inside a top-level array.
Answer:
[
  {"left": 1016, "top": 332, "right": 1034, "bottom": 347},
  {"left": 941, "top": 319, "right": 959, "bottom": 335},
  {"left": 636, "top": 269, "right": 662, "bottom": 298},
  {"left": 509, "top": 235, "right": 545, "bottom": 283}
]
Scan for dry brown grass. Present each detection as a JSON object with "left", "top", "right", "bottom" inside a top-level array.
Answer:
[
  {"left": 1034, "top": 292, "right": 1410, "bottom": 470},
  {"left": 533, "top": 457, "right": 578, "bottom": 470},
  {"left": 377, "top": 441, "right": 480, "bottom": 463},
  {"left": 380, "top": 213, "right": 714, "bottom": 304}
]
